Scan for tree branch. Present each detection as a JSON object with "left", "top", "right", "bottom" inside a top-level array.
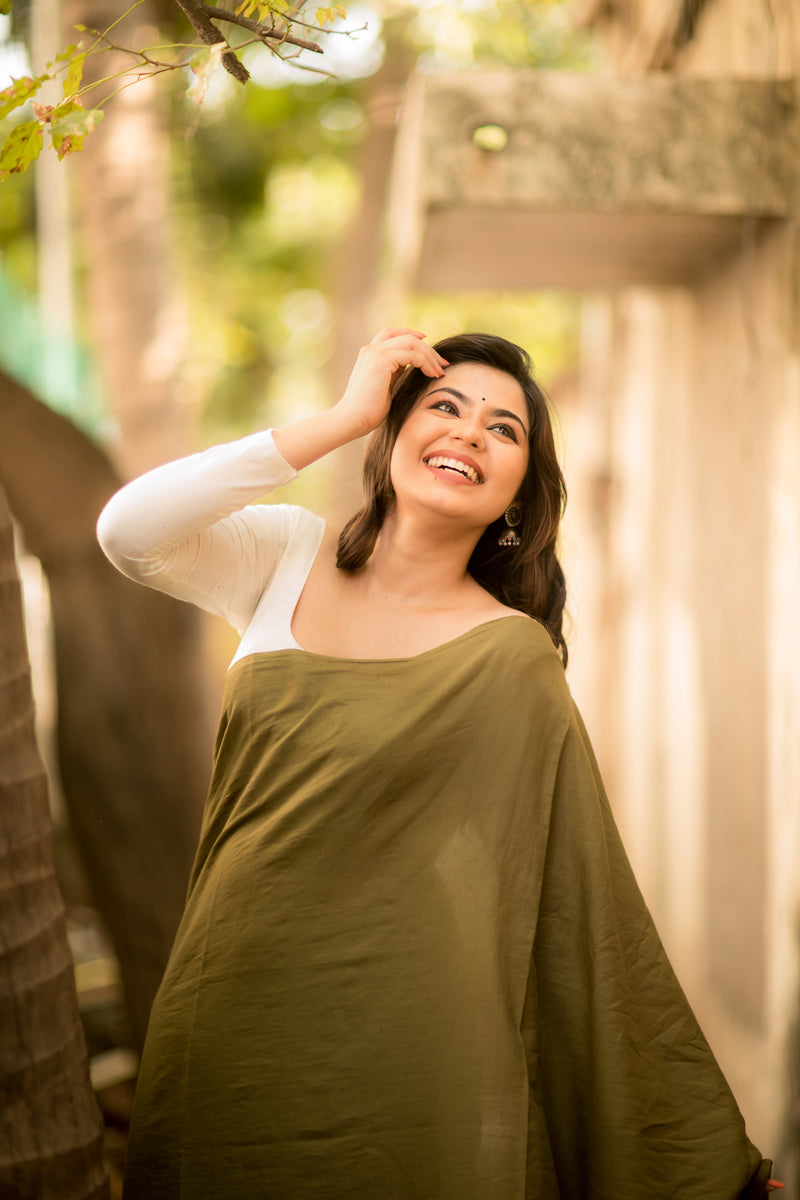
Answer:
[
  {"left": 171, "top": 0, "right": 251, "bottom": 82},
  {"left": 202, "top": 5, "right": 324, "bottom": 53}
]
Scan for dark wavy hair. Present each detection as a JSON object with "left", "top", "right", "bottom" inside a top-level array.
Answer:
[{"left": 337, "top": 333, "right": 568, "bottom": 665}]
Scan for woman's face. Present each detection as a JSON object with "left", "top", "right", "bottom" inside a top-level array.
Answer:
[{"left": 389, "top": 362, "right": 531, "bottom": 532}]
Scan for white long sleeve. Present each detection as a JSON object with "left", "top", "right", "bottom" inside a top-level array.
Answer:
[{"left": 97, "top": 430, "right": 310, "bottom": 635}]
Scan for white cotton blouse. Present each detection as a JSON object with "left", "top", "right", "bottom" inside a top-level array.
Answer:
[{"left": 96, "top": 430, "right": 326, "bottom": 667}]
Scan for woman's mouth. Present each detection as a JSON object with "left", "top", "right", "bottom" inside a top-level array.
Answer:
[{"left": 424, "top": 455, "right": 483, "bottom": 485}]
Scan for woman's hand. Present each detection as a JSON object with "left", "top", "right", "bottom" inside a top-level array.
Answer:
[
  {"left": 272, "top": 328, "right": 448, "bottom": 472},
  {"left": 332, "top": 328, "right": 449, "bottom": 440}
]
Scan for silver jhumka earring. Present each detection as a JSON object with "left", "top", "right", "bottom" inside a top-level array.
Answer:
[{"left": 498, "top": 503, "right": 522, "bottom": 547}]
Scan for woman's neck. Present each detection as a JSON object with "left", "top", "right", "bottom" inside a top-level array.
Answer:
[{"left": 358, "top": 509, "right": 481, "bottom": 610}]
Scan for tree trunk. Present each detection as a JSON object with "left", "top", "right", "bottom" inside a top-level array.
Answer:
[
  {"left": 64, "top": 0, "right": 193, "bottom": 477},
  {"left": 0, "top": 372, "right": 213, "bottom": 1050},
  {"left": 0, "top": 482, "right": 109, "bottom": 1200}
]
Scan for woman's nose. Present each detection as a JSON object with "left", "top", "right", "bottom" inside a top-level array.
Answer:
[{"left": 451, "top": 416, "right": 484, "bottom": 447}]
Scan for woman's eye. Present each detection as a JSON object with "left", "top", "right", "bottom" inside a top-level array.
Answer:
[
  {"left": 491, "top": 423, "right": 518, "bottom": 442},
  {"left": 430, "top": 399, "right": 458, "bottom": 415}
]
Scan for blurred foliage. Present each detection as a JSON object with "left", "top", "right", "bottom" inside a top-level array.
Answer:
[
  {"left": 405, "top": 291, "right": 579, "bottom": 391},
  {"left": 0, "top": 1, "right": 594, "bottom": 446},
  {"left": 0, "top": 162, "right": 34, "bottom": 286},
  {"left": 172, "top": 72, "right": 365, "bottom": 443},
  {"left": 0, "top": 19, "right": 35, "bottom": 284},
  {"left": 170, "top": 0, "right": 593, "bottom": 444},
  {"left": 407, "top": 0, "right": 595, "bottom": 71}
]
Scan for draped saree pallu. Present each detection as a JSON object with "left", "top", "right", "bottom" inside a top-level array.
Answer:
[{"left": 122, "top": 618, "right": 767, "bottom": 1200}]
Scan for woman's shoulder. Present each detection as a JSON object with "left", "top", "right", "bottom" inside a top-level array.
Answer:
[
  {"left": 495, "top": 611, "right": 565, "bottom": 664},
  {"left": 469, "top": 589, "right": 562, "bottom": 660},
  {"left": 483, "top": 610, "right": 571, "bottom": 696}
]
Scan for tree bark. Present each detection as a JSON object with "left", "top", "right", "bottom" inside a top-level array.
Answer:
[
  {"left": 0, "top": 371, "right": 213, "bottom": 1050},
  {"left": 0, "top": 481, "right": 109, "bottom": 1200}
]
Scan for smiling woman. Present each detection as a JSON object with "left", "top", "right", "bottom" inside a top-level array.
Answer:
[
  {"left": 334, "top": 332, "right": 567, "bottom": 662},
  {"left": 97, "top": 328, "right": 775, "bottom": 1199}
]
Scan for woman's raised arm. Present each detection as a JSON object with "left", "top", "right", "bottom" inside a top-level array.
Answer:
[
  {"left": 96, "top": 329, "right": 447, "bottom": 629},
  {"left": 272, "top": 328, "right": 447, "bottom": 470}
]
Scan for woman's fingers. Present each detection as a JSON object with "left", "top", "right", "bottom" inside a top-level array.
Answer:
[
  {"left": 369, "top": 328, "right": 449, "bottom": 374},
  {"left": 370, "top": 326, "right": 426, "bottom": 344},
  {"left": 334, "top": 328, "right": 451, "bottom": 438},
  {"left": 394, "top": 343, "right": 446, "bottom": 377},
  {"left": 377, "top": 334, "right": 449, "bottom": 376}
]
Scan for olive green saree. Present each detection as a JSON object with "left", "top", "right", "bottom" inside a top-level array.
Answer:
[{"left": 123, "top": 618, "right": 766, "bottom": 1199}]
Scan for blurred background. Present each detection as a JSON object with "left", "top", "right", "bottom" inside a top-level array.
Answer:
[{"left": 1, "top": 0, "right": 798, "bottom": 1193}]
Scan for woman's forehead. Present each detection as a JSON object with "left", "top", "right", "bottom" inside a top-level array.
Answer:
[{"left": 421, "top": 362, "right": 529, "bottom": 417}]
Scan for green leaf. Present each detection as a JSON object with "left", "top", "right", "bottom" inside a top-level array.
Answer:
[
  {"left": 63, "top": 53, "right": 86, "bottom": 98},
  {"left": 0, "top": 75, "right": 50, "bottom": 122},
  {"left": 48, "top": 43, "right": 80, "bottom": 67},
  {"left": 48, "top": 103, "right": 104, "bottom": 159},
  {"left": 0, "top": 120, "right": 44, "bottom": 178}
]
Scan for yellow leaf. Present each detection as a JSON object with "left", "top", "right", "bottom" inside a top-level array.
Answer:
[
  {"left": 0, "top": 75, "right": 49, "bottom": 122},
  {"left": 63, "top": 53, "right": 86, "bottom": 99},
  {"left": 0, "top": 120, "right": 44, "bottom": 179}
]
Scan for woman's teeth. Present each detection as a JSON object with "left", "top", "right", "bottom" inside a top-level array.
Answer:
[{"left": 425, "top": 456, "right": 481, "bottom": 484}]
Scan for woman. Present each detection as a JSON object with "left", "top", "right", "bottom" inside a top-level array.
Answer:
[{"left": 98, "top": 329, "right": 776, "bottom": 1199}]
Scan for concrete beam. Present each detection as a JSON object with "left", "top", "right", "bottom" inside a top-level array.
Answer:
[{"left": 387, "top": 71, "right": 798, "bottom": 290}]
